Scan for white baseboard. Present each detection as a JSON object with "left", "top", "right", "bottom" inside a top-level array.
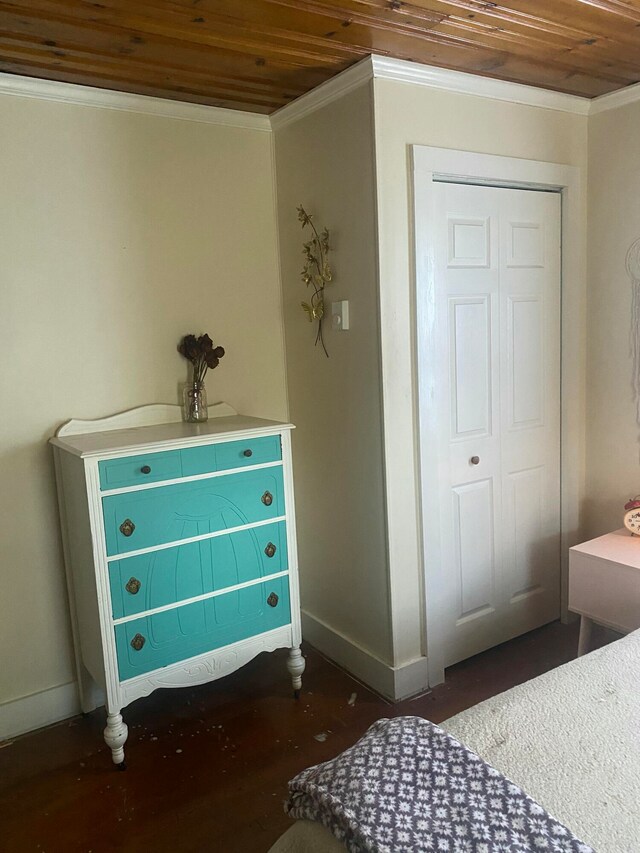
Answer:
[
  {"left": 0, "top": 681, "right": 80, "bottom": 740},
  {"left": 301, "top": 610, "right": 429, "bottom": 701}
]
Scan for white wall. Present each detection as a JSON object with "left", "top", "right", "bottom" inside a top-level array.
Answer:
[
  {"left": 587, "top": 101, "right": 640, "bottom": 536},
  {"left": 0, "top": 91, "right": 286, "bottom": 727},
  {"left": 372, "top": 77, "right": 589, "bottom": 673},
  {"left": 273, "top": 84, "right": 395, "bottom": 688}
]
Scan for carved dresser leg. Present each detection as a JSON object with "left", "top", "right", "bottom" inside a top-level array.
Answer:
[
  {"left": 104, "top": 712, "right": 129, "bottom": 769},
  {"left": 287, "top": 646, "right": 306, "bottom": 699}
]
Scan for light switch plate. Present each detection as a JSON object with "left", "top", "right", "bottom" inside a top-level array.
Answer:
[{"left": 331, "top": 300, "right": 350, "bottom": 331}]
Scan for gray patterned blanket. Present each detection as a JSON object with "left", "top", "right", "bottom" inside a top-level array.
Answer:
[{"left": 285, "top": 716, "right": 594, "bottom": 853}]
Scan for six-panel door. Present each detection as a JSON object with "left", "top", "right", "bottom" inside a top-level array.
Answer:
[{"left": 422, "top": 182, "right": 561, "bottom": 671}]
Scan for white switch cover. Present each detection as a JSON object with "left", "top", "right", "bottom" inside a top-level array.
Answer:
[{"left": 331, "top": 300, "right": 350, "bottom": 331}]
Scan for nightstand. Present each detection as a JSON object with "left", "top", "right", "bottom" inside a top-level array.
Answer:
[{"left": 569, "top": 528, "right": 640, "bottom": 655}]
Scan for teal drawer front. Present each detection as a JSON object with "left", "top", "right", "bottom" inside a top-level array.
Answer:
[
  {"left": 114, "top": 576, "right": 291, "bottom": 680},
  {"left": 212, "top": 435, "right": 281, "bottom": 473},
  {"left": 109, "top": 520, "right": 288, "bottom": 618},
  {"left": 182, "top": 435, "right": 281, "bottom": 476},
  {"left": 99, "top": 450, "right": 182, "bottom": 490},
  {"left": 102, "top": 467, "right": 285, "bottom": 556},
  {"left": 99, "top": 435, "right": 281, "bottom": 490}
]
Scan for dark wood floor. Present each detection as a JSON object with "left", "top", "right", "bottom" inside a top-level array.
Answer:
[{"left": 0, "top": 620, "right": 615, "bottom": 853}]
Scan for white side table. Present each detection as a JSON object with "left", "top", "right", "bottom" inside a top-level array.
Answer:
[{"left": 569, "top": 528, "right": 640, "bottom": 655}]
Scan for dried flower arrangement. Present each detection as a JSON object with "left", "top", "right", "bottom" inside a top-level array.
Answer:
[
  {"left": 177, "top": 333, "right": 225, "bottom": 423},
  {"left": 298, "top": 205, "right": 332, "bottom": 357},
  {"left": 178, "top": 333, "right": 225, "bottom": 385}
]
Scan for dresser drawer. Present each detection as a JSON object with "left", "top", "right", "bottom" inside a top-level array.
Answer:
[
  {"left": 181, "top": 435, "right": 281, "bottom": 476},
  {"left": 114, "top": 576, "right": 291, "bottom": 680},
  {"left": 109, "top": 520, "right": 288, "bottom": 618},
  {"left": 99, "top": 450, "right": 183, "bottom": 490},
  {"left": 99, "top": 435, "right": 282, "bottom": 491},
  {"left": 102, "top": 468, "right": 285, "bottom": 556}
]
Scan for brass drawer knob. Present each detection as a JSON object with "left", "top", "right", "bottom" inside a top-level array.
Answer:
[
  {"left": 261, "top": 491, "right": 273, "bottom": 507},
  {"left": 130, "top": 633, "right": 145, "bottom": 651},
  {"left": 141, "top": 465, "right": 151, "bottom": 474},
  {"left": 119, "top": 518, "right": 135, "bottom": 537},
  {"left": 243, "top": 449, "right": 253, "bottom": 458},
  {"left": 264, "top": 542, "right": 277, "bottom": 558},
  {"left": 267, "top": 592, "right": 279, "bottom": 607},
  {"left": 125, "top": 577, "right": 141, "bottom": 595}
]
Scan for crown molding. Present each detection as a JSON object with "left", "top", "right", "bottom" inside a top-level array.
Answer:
[
  {"left": 4, "top": 58, "right": 638, "bottom": 132},
  {"left": 371, "top": 56, "right": 590, "bottom": 116},
  {"left": 270, "top": 54, "right": 592, "bottom": 130},
  {"left": 270, "top": 56, "right": 373, "bottom": 130},
  {"left": 589, "top": 81, "right": 640, "bottom": 116},
  {"left": 0, "top": 72, "right": 272, "bottom": 131}
]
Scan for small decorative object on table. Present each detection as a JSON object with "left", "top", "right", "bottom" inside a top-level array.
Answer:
[
  {"left": 297, "top": 205, "right": 332, "bottom": 357},
  {"left": 623, "top": 496, "right": 640, "bottom": 535},
  {"left": 178, "top": 333, "right": 225, "bottom": 423}
]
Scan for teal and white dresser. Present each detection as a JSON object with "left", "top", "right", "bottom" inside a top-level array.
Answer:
[{"left": 51, "top": 402, "right": 304, "bottom": 768}]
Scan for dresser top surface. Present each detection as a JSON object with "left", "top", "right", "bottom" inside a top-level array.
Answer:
[{"left": 51, "top": 414, "right": 293, "bottom": 458}]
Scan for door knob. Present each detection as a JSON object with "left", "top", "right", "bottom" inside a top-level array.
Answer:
[{"left": 470, "top": 456, "right": 480, "bottom": 465}]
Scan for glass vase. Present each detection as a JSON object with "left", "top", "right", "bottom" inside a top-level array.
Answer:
[{"left": 183, "top": 381, "right": 208, "bottom": 423}]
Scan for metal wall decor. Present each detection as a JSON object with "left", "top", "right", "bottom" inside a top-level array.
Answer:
[{"left": 298, "top": 205, "right": 332, "bottom": 357}]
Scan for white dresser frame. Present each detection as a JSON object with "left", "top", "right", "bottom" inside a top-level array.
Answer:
[{"left": 51, "top": 403, "right": 304, "bottom": 768}]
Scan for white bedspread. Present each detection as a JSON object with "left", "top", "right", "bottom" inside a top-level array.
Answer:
[
  {"left": 269, "top": 630, "right": 640, "bottom": 853},
  {"left": 441, "top": 630, "right": 640, "bottom": 852}
]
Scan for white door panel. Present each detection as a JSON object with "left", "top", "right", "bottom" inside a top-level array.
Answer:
[
  {"left": 507, "top": 295, "right": 544, "bottom": 428},
  {"left": 421, "top": 181, "right": 561, "bottom": 678},
  {"left": 449, "top": 296, "right": 492, "bottom": 438},
  {"left": 452, "top": 478, "right": 496, "bottom": 620}
]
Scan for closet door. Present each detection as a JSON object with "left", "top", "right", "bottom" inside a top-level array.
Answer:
[{"left": 421, "top": 181, "right": 561, "bottom": 677}]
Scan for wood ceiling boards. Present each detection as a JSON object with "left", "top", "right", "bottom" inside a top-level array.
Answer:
[{"left": 1, "top": 1, "right": 640, "bottom": 113}]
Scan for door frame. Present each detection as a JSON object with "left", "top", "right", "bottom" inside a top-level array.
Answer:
[{"left": 412, "top": 146, "right": 585, "bottom": 686}]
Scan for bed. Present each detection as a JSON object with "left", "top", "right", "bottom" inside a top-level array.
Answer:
[{"left": 269, "top": 629, "right": 640, "bottom": 853}]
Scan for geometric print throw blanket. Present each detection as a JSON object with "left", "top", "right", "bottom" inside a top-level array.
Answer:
[{"left": 285, "top": 716, "right": 595, "bottom": 853}]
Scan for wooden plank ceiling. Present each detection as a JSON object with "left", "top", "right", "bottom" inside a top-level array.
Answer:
[{"left": 1, "top": 1, "right": 640, "bottom": 113}]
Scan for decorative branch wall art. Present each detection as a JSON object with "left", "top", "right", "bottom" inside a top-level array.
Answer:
[
  {"left": 297, "top": 205, "right": 332, "bottom": 357},
  {"left": 626, "top": 238, "right": 640, "bottom": 424}
]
